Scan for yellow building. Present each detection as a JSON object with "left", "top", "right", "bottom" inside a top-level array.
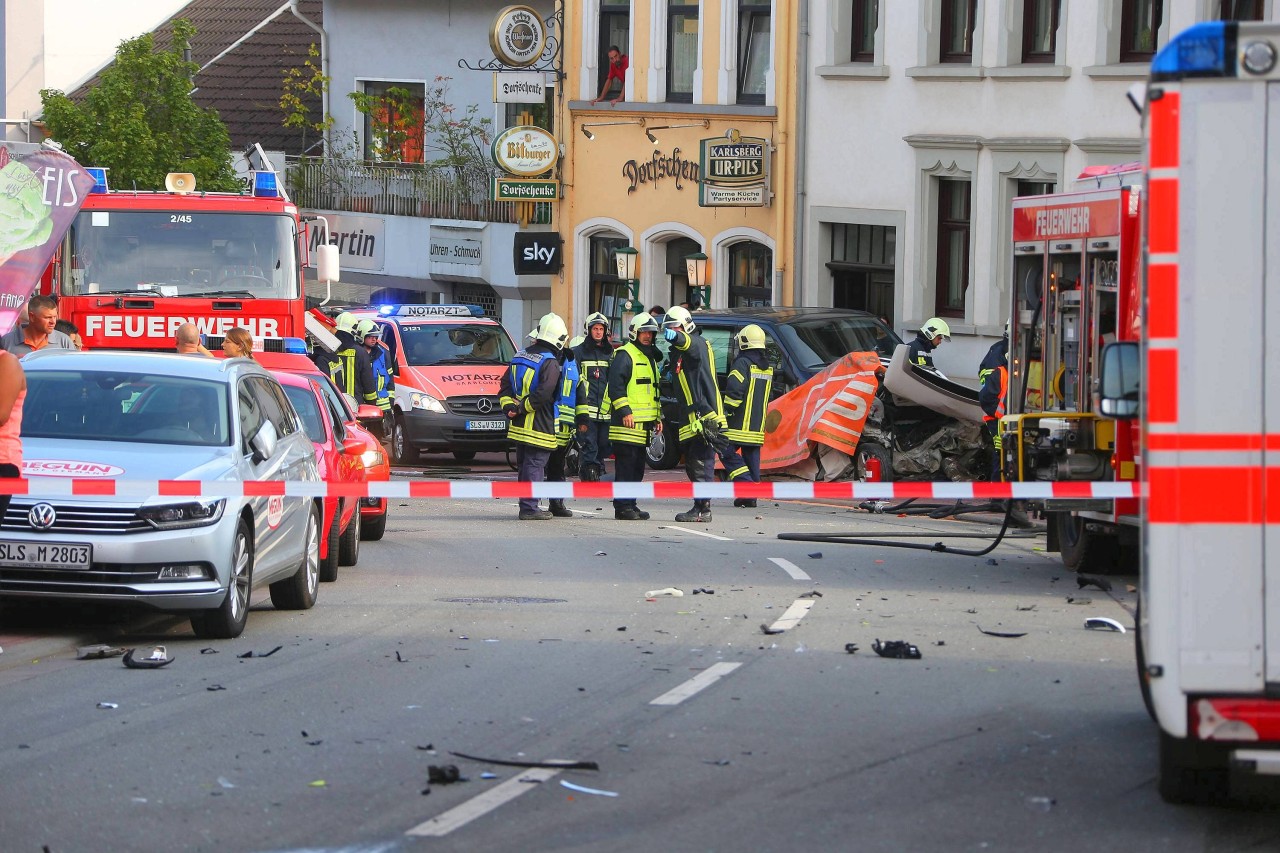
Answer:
[{"left": 555, "top": 1, "right": 795, "bottom": 332}]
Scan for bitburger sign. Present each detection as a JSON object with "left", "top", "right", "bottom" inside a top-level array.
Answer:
[{"left": 492, "top": 125, "right": 558, "bottom": 177}]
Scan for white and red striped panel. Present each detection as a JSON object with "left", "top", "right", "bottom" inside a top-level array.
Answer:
[{"left": 0, "top": 479, "right": 1142, "bottom": 501}]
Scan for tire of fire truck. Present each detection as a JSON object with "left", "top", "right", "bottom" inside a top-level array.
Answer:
[
  {"left": 1158, "top": 730, "right": 1232, "bottom": 805},
  {"left": 319, "top": 509, "right": 340, "bottom": 583},
  {"left": 854, "top": 441, "right": 894, "bottom": 482},
  {"left": 392, "top": 414, "right": 417, "bottom": 465},
  {"left": 1134, "top": 600, "right": 1155, "bottom": 722},
  {"left": 1054, "top": 512, "right": 1122, "bottom": 574}
]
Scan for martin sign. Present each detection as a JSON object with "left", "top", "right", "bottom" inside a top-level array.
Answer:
[{"left": 513, "top": 231, "right": 562, "bottom": 275}]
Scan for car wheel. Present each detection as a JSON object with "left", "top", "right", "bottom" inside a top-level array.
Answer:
[
  {"left": 392, "top": 414, "right": 417, "bottom": 465},
  {"left": 270, "top": 502, "right": 320, "bottom": 610},
  {"left": 855, "top": 441, "right": 894, "bottom": 482},
  {"left": 646, "top": 423, "right": 680, "bottom": 470},
  {"left": 191, "top": 518, "right": 253, "bottom": 640},
  {"left": 1055, "top": 512, "right": 1122, "bottom": 575},
  {"left": 453, "top": 450, "right": 476, "bottom": 462},
  {"left": 360, "top": 510, "right": 387, "bottom": 542},
  {"left": 319, "top": 507, "right": 340, "bottom": 582},
  {"left": 338, "top": 507, "right": 360, "bottom": 566}
]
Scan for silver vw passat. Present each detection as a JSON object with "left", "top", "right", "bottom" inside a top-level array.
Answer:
[{"left": 0, "top": 351, "right": 322, "bottom": 639}]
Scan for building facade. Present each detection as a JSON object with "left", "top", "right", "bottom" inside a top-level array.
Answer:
[
  {"left": 803, "top": 0, "right": 1273, "bottom": 380},
  {"left": 556, "top": 1, "right": 797, "bottom": 332}
]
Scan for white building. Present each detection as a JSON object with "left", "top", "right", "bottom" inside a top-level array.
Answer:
[
  {"left": 801, "top": 0, "right": 1273, "bottom": 380},
  {"left": 318, "top": 0, "right": 556, "bottom": 344}
]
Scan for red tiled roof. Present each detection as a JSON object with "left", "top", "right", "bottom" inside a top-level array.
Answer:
[{"left": 70, "top": 0, "right": 324, "bottom": 155}]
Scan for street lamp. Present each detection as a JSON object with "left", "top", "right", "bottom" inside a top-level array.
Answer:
[
  {"left": 614, "top": 245, "right": 642, "bottom": 330},
  {"left": 685, "top": 252, "right": 709, "bottom": 309}
]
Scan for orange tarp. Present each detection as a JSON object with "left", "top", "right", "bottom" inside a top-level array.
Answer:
[{"left": 760, "top": 351, "right": 882, "bottom": 470}]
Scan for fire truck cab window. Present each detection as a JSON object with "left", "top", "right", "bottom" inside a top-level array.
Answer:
[{"left": 63, "top": 211, "right": 299, "bottom": 300}]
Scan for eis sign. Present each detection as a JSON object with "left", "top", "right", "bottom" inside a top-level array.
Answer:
[{"left": 512, "top": 231, "right": 562, "bottom": 275}]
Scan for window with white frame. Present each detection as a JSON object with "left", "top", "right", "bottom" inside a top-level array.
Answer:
[
  {"left": 737, "top": 2, "right": 771, "bottom": 105},
  {"left": 597, "top": 2, "right": 632, "bottom": 99},
  {"left": 910, "top": 0, "right": 984, "bottom": 74},
  {"left": 358, "top": 81, "right": 425, "bottom": 163},
  {"left": 1217, "top": 0, "right": 1264, "bottom": 19},
  {"left": 668, "top": 3, "right": 699, "bottom": 103}
]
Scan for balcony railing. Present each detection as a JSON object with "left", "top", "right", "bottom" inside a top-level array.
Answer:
[{"left": 284, "top": 156, "right": 523, "bottom": 223}]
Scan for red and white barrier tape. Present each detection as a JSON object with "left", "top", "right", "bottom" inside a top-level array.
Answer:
[{"left": 0, "top": 479, "right": 1143, "bottom": 500}]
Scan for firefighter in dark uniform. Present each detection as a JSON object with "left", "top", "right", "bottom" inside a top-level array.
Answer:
[
  {"left": 607, "top": 313, "right": 663, "bottom": 521},
  {"left": 333, "top": 311, "right": 378, "bottom": 409},
  {"left": 907, "top": 317, "right": 952, "bottom": 375},
  {"left": 662, "top": 305, "right": 750, "bottom": 523},
  {"left": 978, "top": 322, "right": 1010, "bottom": 481},
  {"left": 573, "top": 312, "right": 615, "bottom": 482},
  {"left": 500, "top": 313, "right": 566, "bottom": 520},
  {"left": 723, "top": 324, "right": 774, "bottom": 509},
  {"left": 357, "top": 318, "right": 395, "bottom": 438},
  {"left": 544, "top": 322, "right": 581, "bottom": 519}
]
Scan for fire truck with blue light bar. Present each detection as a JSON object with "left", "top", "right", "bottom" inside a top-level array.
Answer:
[
  {"left": 38, "top": 163, "right": 339, "bottom": 351},
  {"left": 1093, "top": 20, "right": 1280, "bottom": 804}
]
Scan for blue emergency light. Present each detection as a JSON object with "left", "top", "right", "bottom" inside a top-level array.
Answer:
[
  {"left": 282, "top": 337, "right": 309, "bottom": 354},
  {"left": 252, "top": 170, "right": 280, "bottom": 198},
  {"left": 86, "top": 167, "right": 109, "bottom": 194},
  {"left": 1152, "top": 21, "right": 1231, "bottom": 78}
]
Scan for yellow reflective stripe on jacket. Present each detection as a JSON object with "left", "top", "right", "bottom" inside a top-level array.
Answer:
[
  {"left": 724, "top": 363, "right": 772, "bottom": 446},
  {"left": 609, "top": 343, "right": 658, "bottom": 445},
  {"left": 507, "top": 355, "right": 558, "bottom": 449}
]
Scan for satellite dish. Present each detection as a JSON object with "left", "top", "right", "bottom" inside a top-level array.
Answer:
[{"left": 165, "top": 172, "right": 196, "bottom": 194}]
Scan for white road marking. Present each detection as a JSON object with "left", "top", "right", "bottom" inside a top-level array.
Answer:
[
  {"left": 405, "top": 768, "right": 561, "bottom": 837},
  {"left": 767, "top": 599, "right": 815, "bottom": 633},
  {"left": 768, "top": 557, "right": 811, "bottom": 581},
  {"left": 649, "top": 662, "right": 743, "bottom": 706},
  {"left": 657, "top": 525, "right": 734, "bottom": 542}
]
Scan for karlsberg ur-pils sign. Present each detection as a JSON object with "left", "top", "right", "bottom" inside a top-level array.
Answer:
[{"left": 492, "top": 125, "right": 559, "bottom": 177}]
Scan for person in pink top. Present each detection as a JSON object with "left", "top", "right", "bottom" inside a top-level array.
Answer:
[{"left": 0, "top": 343, "right": 26, "bottom": 516}]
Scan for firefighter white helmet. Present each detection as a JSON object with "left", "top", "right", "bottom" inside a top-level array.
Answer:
[
  {"left": 584, "top": 312, "right": 610, "bottom": 334},
  {"left": 736, "top": 324, "right": 766, "bottom": 351},
  {"left": 663, "top": 305, "right": 696, "bottom": 334},
  {"left": 628, "top": 312, "right": 660, "bottom": 343},
  {"left": 355, "top": 318, "right": 379, "bottom": 339},
  {"left": 921, "top": 317, "right": 951, "bottom": 342},
  {"left": 536, "top": 313, "right": 569, "bottom": 349},
  {"left": 334, "top": 311, "right": 358, "bottom": 334},
  {"left": 569, "top": 335, "right": 585, "bottom": 349}
]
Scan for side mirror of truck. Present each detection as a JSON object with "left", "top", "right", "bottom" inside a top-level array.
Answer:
[
  {"left": 316, "top": 244, "right": 340, "bottom": 284},
  {"left": 1097, "top": 341, "right": 1139, "bottom": 419}
]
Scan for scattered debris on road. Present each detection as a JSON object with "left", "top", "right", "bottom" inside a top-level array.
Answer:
[
  {"left": 977, "top": 626, "right": 1027, "bottom": 638},
  {"left": 1084, "top": 617, "right": 1127, "bottom": 633},
  {"left": 77, "top": 644, "right": 125, "bottom": 660},
  {"left": 122, "top": 647, "right": 173, "bottom": 669},
  {"left": 200, "top": 648, "right": 219, "bottom": 655},
  {"left": 96, "top": 701, "right": 118, "bottom": 709},
  {"left": 427, "top": 765, "right": 463, "bottom": 785},
  {"left": 395, "top": 651, "right": 407, "bottom": 662},
  {"left": 449, "top": 751, "right": 600, "bottom": 771},
  {"left": 691, "top": 587, "right": 715, "bottom": 595},
  {"left": 872, "top": 639, "right": 921, "bottom": 659},
  {"left": 560, "top": 780, "right": 618, "bottom": 797},
  {"left": 844, "top": 643, "right": 859, "bottom": 654},
  {"left": 1066, "top": 597, "right": 1092, "bottom": 605},
  {"left": 645, "top": 587, "right": 684, "bottom": 598},
  {"left": 237, "top": 646, "right": 282, "bottom": 659},
  {"left": 206, "top": 684, "right": 225, "bottom": 691},
  {"left": 808, "top": 552, "right": 823, "bottom": 559},
  {"left": 1077, "top": 575, "right": 1113, "bottom": 592},
  {"left": 761, "top": 624, "right": 785, "bottom": 635}
]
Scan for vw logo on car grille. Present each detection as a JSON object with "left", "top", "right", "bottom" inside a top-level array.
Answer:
[
  {"left": 28, "top": 503, "right": 57, "bottom": 531},
  {"left": 475, "top": 397, "right": 495, "bottom": 414}
]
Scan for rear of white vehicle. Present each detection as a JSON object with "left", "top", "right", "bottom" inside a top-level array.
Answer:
[{"left": 1139, "top": 21, "right": 1280, "bottom": 803}]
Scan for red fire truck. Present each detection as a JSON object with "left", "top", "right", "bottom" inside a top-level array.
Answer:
[
  {"left": 1004, "top": 167, "right": 1143, "bottom": 573},
  {"left": 39, "top": 168, "right": 337, "bottom": 351}
]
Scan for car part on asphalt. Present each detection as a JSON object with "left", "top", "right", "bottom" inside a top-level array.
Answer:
[
  {"left": 976, "top": 626, "right": 1028, "bottom": 638},
  {"left": 447, "top": 751, "right": 600, "bottom": 771},
  {"left": 872, "top": 639, "right": 922, "bottom": 659},
  {"left": 1085, "top": 617, "right": 1127, "bottom": 633},
  {"left": 122, "top": 646, "right": 173, "bottom": 668}
]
